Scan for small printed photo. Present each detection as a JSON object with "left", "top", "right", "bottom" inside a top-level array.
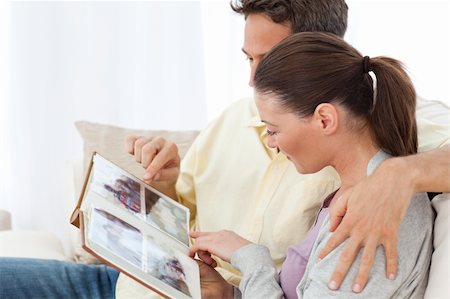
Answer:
[
  {"left": 144, "top": 188, "right": 189, "bottom": 245},
  {"left": 90, "top": 157, "right": 142, "bottom": 213},
  {"left": 145, "top": 235, "right": 192, "bottom": 297},
  {"left": 89, "top": 208, "right": 143, "bottom": 268}
]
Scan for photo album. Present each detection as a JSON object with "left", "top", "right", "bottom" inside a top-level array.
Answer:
[{"left": 70, "top": 153, "right": 201, "bottom": 299}]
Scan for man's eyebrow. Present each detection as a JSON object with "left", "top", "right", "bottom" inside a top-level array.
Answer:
[{"left": 242, "top": 48, "right": 266, "bottom": 58}]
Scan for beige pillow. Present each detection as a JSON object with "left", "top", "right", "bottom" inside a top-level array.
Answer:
[
  {"left": 73, "top": 121, "right": 199, "bottom": 264},
  {"left": 75, "top": 121, "right": 199, "bottom": 176}
]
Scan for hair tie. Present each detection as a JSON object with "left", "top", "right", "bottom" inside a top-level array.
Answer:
[
  {"left": 362, "top": 55, "right": 377, "bottom": 112},
  {"left": 363, "top": 56, "right": 370, "bottom": 73}
]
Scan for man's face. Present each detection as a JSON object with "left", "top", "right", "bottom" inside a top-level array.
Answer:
[{"left": 243, "top": 13, "right": 292, "bottom": 87}]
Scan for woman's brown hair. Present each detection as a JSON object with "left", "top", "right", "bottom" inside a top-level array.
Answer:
[{"left": 254, "top": 32, "right": 417, "bottom": 156}]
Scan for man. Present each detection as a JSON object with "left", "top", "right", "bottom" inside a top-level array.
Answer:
[
  {"left": 0, "top": 1, "right": 448, "bottom": 298},
  {"left": 127, "top": 0, "right": 450, "bottom": 297}
]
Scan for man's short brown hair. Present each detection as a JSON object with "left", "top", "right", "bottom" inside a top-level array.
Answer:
[{"left": 231, "top": 0, "right": 348, "bottom": 37}]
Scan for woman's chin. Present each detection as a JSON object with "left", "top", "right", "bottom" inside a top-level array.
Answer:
[
  {"left": 293, "top": 162, "right": 310, "bottom": 174},
  {"left": 294, "top": 161, "right": 328, "bottom": 175}
]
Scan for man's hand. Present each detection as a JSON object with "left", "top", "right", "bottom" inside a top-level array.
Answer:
[
  {"left": 189, "top": 230, "right": 252, "bottom": 263},
  {"left": 197, "top": 260, "right": 234, "bottom": 299},
  {"left": 126, "top": 135, "right": 180, "bottom": 197},
  {"left": 319, "top": 157, "right": 413, "bottom": 293}
]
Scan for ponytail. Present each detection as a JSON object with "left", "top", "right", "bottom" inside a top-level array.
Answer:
[{"left": 368, "top": 57, "right": 417, "bottom": 156}]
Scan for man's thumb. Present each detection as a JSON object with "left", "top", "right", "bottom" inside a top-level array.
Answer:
[{"left": 329, "top": 195, "right": 347, "bottom": 232}]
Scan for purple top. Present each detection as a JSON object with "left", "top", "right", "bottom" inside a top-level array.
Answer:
[{"left": 279, "top": 190, "right": 337, "bottom": 299}]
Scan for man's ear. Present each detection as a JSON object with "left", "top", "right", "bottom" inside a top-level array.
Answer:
[{"left": 313, "top": 103, "right": 339, "bottom": 135}]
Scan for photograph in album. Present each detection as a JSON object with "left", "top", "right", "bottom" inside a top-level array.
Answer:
[{"left": 88, "top": 153, "right": 190, "bottom": 246}]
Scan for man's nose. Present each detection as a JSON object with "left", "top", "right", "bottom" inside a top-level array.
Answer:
[
  {"left": 248, "top": 62, "right": 259, "bottom": 87},
  {"left": 248, "top": 69, "right": 255, "bottom": 87}
]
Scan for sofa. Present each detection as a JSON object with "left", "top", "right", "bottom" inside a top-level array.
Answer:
[{"left": 0, "top": 97, "right": 449, "bottom": 297}]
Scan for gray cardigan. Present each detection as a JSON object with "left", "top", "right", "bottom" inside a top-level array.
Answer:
[{"left": 231, "top": 152, "right": 433, "bottom": 298}]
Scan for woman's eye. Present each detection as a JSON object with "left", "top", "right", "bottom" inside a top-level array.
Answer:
[{"left": 266, "top": 129, "right": 276, "bottom": 136}]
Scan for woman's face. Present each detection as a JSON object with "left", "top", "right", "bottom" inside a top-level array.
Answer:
[{"left": 255, "top": 92, "right": 328, "bottom": 174}]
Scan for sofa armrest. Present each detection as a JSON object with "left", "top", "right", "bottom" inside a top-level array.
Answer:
[
  {"left": 0, "top": 210, "right": 68, "bottom": 261},
  {"left": 0, "top": 230, "right": 69, "bottom": 261}
]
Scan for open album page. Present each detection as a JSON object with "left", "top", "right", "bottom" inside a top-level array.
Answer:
[{"left": 80, "top": 153, "right": 200, "bottom": 299}]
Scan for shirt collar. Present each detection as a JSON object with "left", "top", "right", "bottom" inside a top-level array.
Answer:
[
  {"left": 246, "top": 99, "right": 266, "bottom": 129},
  {"left": 245, "top": 98, "right": 283, "bottom": 159},
  {"left": 247, "top": 115, "right": 265, "bottom": 128},
  {"left": 246, "top": 115, "right": 268, "bottom": 143}
]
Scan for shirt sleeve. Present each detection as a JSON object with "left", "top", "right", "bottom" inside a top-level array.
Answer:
[
  {"left": 175, "top": 136, "right": 199, "bottom": 227},
  {"left": 230, "top": 244, "right": 285, "bottom": 299},
  {"left": 417, "top": 117, "right": 450, "bottom": 152}
]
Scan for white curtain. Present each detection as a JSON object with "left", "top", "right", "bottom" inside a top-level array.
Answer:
[
  {"left": 0, "top": 0, "right": 448, "bottom": 254},
  {"left": 0, "top": 1, "right": 248, "bottom": 253},
  {"left": 0, "top": 0, "right": 11, "bottom": 225}
]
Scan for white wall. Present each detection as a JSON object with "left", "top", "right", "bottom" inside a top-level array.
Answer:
[
  {"left": 345, "top": 0, "right": 449, "bottom": 105},
  {"left": 0, "top": 0, "right": 448, "bottom": 253}
]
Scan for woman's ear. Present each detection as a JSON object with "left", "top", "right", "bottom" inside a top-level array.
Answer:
[{"left": 313, "top": 103, "right": 339, "bottom": 135}]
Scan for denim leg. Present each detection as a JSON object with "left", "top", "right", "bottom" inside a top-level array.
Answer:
[{"left": 0, "top": 257, "right": 119, "bottom": 299}]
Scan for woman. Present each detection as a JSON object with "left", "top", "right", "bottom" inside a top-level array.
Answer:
[{"left": 189, "top": 32, "right": 433, "bottom": 298}]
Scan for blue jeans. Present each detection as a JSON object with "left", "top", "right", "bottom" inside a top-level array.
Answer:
[{"left": 0, "top": 258, "right": 119, "bottom": 299}]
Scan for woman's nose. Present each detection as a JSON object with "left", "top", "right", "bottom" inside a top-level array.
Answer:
[{"left": 267, "top": 136, "right": 277, "bottom": 149}]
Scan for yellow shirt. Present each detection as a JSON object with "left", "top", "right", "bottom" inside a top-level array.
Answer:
[{"left": 116, "top": 97, "right": 450, "bottom": 298}]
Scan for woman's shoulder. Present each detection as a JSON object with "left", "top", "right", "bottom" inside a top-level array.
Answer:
[
  {"left": 299, "top": 195, "right": 433, "bottom": 298},
  {"left": 402, "top": 192, "right": 433, "bottom": 231}
]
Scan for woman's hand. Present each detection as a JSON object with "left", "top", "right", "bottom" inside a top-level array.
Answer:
[{"left": 189, "top": 230, "right": 252, "bottom": 264}]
